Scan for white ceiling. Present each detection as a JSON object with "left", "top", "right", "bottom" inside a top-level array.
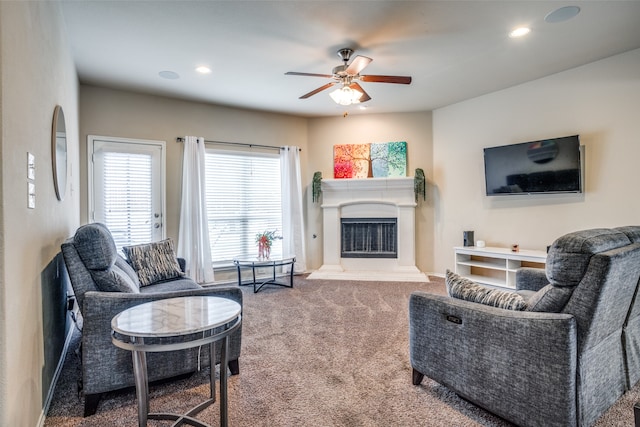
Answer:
[{"left": 60, "top": 1, "right": 640, "bottom": 118}]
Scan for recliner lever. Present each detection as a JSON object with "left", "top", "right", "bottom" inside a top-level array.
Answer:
[{"left": 445, "top": 314, "right": 462, "bottom": 324}]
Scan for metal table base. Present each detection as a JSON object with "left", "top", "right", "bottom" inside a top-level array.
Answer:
[
  {"left": 234, "top": 256, "right": 296, "bottom": 293},
  {"left": 112, "top": 297, "right": 242, "bottom": 427},
  {"left": 128, "top": 334, "right": 233, "bottom": 427}
]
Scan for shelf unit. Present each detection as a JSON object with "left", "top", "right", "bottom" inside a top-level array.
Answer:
[{"left": 454, "top": 246, "right": 547, "bottom": 290}]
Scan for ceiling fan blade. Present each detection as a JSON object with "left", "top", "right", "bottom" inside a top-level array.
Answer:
[
  {"left": 285, "top": 71, "right": 334, "bottom": 78},
  {"left": 345, "top": 55, "right": 372, "bottom": 75},
  {"left": 299, "top": 82, "right": 336, "bottom": 99},
  {"left": 360, "top": 75, "right": 412, "bottom": 84},
  {"left": 350, "top": 83, "right": 371, "bottom": 102}
]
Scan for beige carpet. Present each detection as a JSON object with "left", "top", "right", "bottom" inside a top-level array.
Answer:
[{"left": 44, "top": 275, "right": 637, "bottom": 426}]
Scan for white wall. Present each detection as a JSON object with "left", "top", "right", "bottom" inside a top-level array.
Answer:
[
  {"left": 0, "top": 2, "right": 79, "bottom": 425},
  {"left": 307, "top": 112, "right": 434, "bottom": 272},
  {"left": 432, "top": 48, "right": 640, "bottom": 274}
]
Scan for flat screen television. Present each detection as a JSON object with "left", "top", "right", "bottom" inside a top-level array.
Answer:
[{"left": 484, "top": 135, "right": 582, "bottom": 196}]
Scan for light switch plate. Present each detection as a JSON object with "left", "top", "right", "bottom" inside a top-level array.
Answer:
[
  {"left": 28, "top": 182, "right": 35, "bottom": 209},
  {"left": 27, "top": 152, "right": 35, "bottom": 180}
]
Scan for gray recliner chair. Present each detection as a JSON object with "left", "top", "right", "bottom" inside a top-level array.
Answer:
[
  {"left": 614, "top": 226, "right": 640, "bottom": 389},
  {"left": 409, "top": 227, "right": 640, "bottom": 427},
  {"left": 61, "top": 223, "right": 242, "bottom": 416}
]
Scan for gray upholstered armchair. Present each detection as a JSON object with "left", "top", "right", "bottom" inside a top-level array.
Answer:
[
  {"left": 61, "top": 223, "right": 242, "bottom": 416},
  {"left": 409, "top": 227, "right": 640, "bottom": 427}
]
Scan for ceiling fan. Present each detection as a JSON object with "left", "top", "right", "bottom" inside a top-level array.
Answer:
[{"left": 285, "top": 48, "right": 412, "bottom": 106}]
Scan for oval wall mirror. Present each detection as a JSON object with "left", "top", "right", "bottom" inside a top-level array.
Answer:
[{"left": 52, "top": 105, "right": 67, "bottom": 201}]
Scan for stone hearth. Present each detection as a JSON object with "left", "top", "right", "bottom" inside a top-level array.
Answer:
[{"left": 308, "top": 177, "right": 427, "bottom": 282}]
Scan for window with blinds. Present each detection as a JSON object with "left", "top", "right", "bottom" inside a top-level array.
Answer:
[
  {"left": 101, "top": 151, "right": 155, "bottom": 249},
  {"left": 205, "top": 150, "right": 282, "bottom": 265}
]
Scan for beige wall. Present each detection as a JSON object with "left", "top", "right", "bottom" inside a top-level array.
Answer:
[
  {"left": 79, "top": 89, "right": 436, "bottom": 273},
  {"left": 432, "top": 48, "right": 640, "bottom": 274},
  {"left": 79, "top": 86, "right": 309, "bottom": 247},
  {"left": 306, "top": 112, "right": 434, "bottom": 272},
  {"left": 0, "top": 2, "right": 80, "bottom": 425}
]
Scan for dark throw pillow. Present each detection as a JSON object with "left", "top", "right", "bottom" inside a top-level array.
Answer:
[
  {"left": 90, "top": 266, "right": 140, "bottom": 293},
  {"left": 524, "top": 284, "right": 574, "bottom": 312}
]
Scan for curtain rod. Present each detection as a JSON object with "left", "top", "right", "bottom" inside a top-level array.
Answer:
[{"left": 175, "top": 137, "right": 300, "bottom": 151}]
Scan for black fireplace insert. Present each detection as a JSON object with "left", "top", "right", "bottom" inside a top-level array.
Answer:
[{"left": 340, "top": 218, "right": 397, "bottom": 258}]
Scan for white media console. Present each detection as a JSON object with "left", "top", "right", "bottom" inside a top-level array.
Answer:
[{"left": 454, "top": 246, "right": 547, "bottom": 290}]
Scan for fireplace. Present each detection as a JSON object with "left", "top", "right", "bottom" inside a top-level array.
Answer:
[
  {"left": 341, "top": 218, "right": 397, "bottom": 258},
  {"left": 308, "top": 177, "right": 426, "bottom": 282}
]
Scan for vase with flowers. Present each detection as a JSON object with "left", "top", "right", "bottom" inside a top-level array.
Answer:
[{"left": 255, "top": 229, "right": 281, "bottom": 260}]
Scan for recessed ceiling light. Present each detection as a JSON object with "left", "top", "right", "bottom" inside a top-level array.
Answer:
[
  {"left": 195, "top": 66, "right": 211, "bottom": 74},
  {"left": 359, "top": 105, "right": 368, "bottom": 110},
  {"left": 158, "top": 70, "right": 180, "bottom": 80},
  {"left": 545, "top": 6, "right": 580, "bottom": 23},
  {"left": 509, "top": 27, "right": 531, "bottom": 38}
]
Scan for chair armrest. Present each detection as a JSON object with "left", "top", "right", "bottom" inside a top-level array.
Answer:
[
  {"left": 83, "top": 286, "right": 242, "bottom": 332},
  {"left": 409, "top": 291, "right": 577, "bottom": 427},
  {"left": 515, "top": 267, "right": 549, "bottom": 291},
  {"left": 80, "top": 286, "right": 243, "bottom": 395}
]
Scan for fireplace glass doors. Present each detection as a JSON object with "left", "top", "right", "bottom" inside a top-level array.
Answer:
[{"left": 341, "top": 218, "right": 397, "bottom": 258}]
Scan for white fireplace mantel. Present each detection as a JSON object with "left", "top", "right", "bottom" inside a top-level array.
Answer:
[{"left": 308, "top": 177, "right": 427, "bottom": 282}]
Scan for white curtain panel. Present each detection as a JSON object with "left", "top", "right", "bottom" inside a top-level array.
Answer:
[
  {"left": 280, "top": 146, "right": 307, "bottom": 273},
  {"left": 177, "top": 136, "right": 215, "bottom": 284}
]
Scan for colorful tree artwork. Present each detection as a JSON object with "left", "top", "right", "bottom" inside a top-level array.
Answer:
[
  {"left": 386, "top": 141, "right": 407, "bottom": 177},
  {"left": 370, "top": 143, "right": 389, "bottom": 177},
  {"left": 334, "top": 142, "right": 407, "bottom": 179},
  {"left": 333, "top": 143, "right": 370, "bottom": 178}
]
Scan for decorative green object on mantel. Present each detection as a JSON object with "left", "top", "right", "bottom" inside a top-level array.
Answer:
[
  {"left": 414, "top": 168, "right": 426, "bottom": 202},
  {"left": 312, "top": 171, "right": 322, "bottom": 203}
]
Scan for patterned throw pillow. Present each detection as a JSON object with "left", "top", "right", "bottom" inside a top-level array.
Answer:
[
  {"left": 123, "top": 239, "right": 184, "bottom": 287},
  {"left": 445, "top": 270, "right": 526, "bottom": 311}
]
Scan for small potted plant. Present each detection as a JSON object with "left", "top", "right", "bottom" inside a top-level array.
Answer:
[{"left": 255, "top": 229, "right": 281, "bottom": 260}]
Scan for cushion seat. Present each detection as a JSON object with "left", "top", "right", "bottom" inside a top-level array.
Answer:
[{"left": 140, "top": 278, "right": 202, "bottom": 293}]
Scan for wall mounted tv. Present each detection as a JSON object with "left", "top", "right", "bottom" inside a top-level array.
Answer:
[{"left": 484, "top": 135, "right": 582, "bottom": 196}]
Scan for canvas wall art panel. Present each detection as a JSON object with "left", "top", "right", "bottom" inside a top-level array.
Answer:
[
  {"left": 333, "top": 143, "right": 370, "bottom": 178},
  {"left": 371, "top": 141, "right": 407, "bottom": 177},
  {"left": 370, "top": 143, "right": 389, "bottom": 177}
]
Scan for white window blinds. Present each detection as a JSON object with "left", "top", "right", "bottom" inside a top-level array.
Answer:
[
  {"left": 101, "top": 151, "right": 154, "bottom": 249},
  {"left": 205, "top": 150, "right": 282, "bottom": 264}
]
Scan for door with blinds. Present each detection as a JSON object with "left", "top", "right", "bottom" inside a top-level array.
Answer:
[{"left": 88, "top": 136, "right": 166, "bottom": 250}]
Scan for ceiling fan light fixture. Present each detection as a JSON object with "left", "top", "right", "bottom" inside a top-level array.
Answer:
[
  {"left": 286, "top": 48, "right": 410, "bottom": 104},
  {"left": 329, "top": 86, "right": 362, "bottom": 106}
]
